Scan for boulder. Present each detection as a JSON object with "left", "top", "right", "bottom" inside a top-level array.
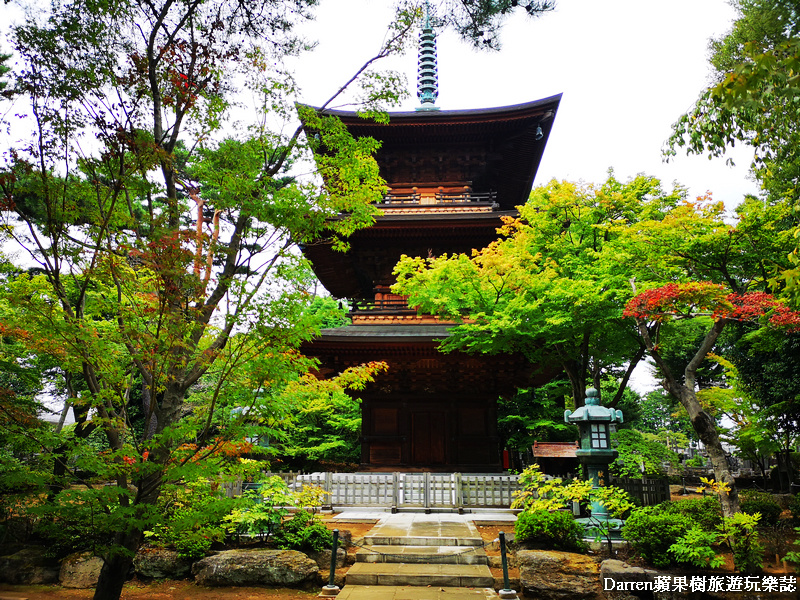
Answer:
[
  {"left": 308, "top": 547, "right": 346, "bottom": 571},
  {"left": 517, "top": 549, "right": 602, "bottom": 600},
  {"left": 316, "top": 568, "right": 346, "bottom": 588},
  {"left": 134, "top": 546, "right": 192, "bottom": 579},
  {"left": 192, "top": 549, "right": 318, "bottom": 588},
  {"left": 489, "top": 555, "right": 517, "bottom": 569},
  {"left": 59, "top": 551, "right": 104, "bottom": 588},
  {"left": 0, "top": 546, "right": 60, "bottom": 584},
  {"left": 335, "top": 529, "right": 353, "bottom": 548}
]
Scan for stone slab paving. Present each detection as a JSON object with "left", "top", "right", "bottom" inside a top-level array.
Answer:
[
  {"left": 363, "top": 513, "right": 484, "bottom": 547},
  {"left": 346, "top": 562, "right": 494, "bottom": 587},
  {"left": 336, "top": 585, "right": 500, "bottom": 600}
]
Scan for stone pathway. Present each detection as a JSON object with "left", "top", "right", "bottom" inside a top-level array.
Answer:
[{"left": 333, "top": 512, "right": 515, "bottom": 600}]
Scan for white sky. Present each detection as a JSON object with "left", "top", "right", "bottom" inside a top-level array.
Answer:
[{"left": 291, "top": 0, "right": 760, "bottom": 209}]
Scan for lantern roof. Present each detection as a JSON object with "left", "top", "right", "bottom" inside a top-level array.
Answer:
[{"left": 564, "top": 388, "right": 624, "bottom": 424}]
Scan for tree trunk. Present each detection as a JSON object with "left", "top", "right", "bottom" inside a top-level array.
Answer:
[
  {"left": 93, "top": 529, "right": 141, "bottom": 600},
  {"left": 677, "top": 387, "right": 739, "bottom": 516},
  {"left": 93, "top": 469, "right": 164, "bottom": 600},
  {"left": 776, "top": 449, "right": 793, "bottom": 493},
  {"left": 634, "top": 317, "right": 740, "bottom": 516}
]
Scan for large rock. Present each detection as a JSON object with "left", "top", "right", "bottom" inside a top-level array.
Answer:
[
  {"left": 0, "top": 547, "right": 60, "bottom": 584},
  {"left": 59, "top": 551, "right": 104, "bottom": 588},
  {"left": 517, "top": 549, "right": 602, "bottom": 600},
  {"left": 308, "top": 547, "right": 346, "bottom": 571},
  {"left": 192, "top": 549, "right": 318, "bottom": 588},
  {"left": 134, "top": 546, "right": 192, "bottom": 579}
]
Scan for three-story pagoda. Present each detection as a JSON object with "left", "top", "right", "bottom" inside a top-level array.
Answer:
[{"left": 301, "top": 12, "right": 560, "bottom": 471}]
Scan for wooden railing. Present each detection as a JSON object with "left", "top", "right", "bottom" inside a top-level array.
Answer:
[
  {"left": 609, "top": 476, "right": 670, "bottom": 507},
  {"left": 230, "top": 472, "right": 522, "bottom": 510},
  {"left": 350, "top": 298, "right": 415, "bottom": 313},
  {"left": 225, "top": 472, "right": 669, "bottom": 510},
  {"left": 380, "top": 190, "right": 497, "bottom": 205}
]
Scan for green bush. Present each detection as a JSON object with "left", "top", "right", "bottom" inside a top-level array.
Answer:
[
  {"left": 622, "top": 507, "right": 695, "bottom": 568},
  {"left": 669, "top": 527, "right": 724, "bottom": 569},
  {"left": 789, "top": 494, "right": 800, "bottom": 523},
  {"left": 737, "top": 490, "right": 782, "bottom": 527},
  {"left": 659, "top": 496, "right": 722, "bottom": 531},
  {"left": 273, "top": 510, "right": 333, "bottom": 553},
  {"left": 144, "top": 479, "right": 237, "bottom": 559},
  {"left": 722, "top": 512, "right": 763, "bottom": 574},
  {"left": 514, "top": 509, "right": 587, "bottom": 553}
]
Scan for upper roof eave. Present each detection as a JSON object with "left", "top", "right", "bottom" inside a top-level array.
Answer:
[{"left": 299, "top": 94, "right": 562, "bottom": 125}]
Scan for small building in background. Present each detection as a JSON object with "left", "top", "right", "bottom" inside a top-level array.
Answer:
[{"left": 532, "top": 441, "right": 579, "bottom": 477}]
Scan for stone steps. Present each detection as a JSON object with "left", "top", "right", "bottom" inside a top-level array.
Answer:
[
  {"left": 356, "top": 545, "right": 488, "bottom": 565},
  {"left": 345, "top": 562, "right": 494, "bottom": 587},
  {"left": 336, "top": 585, "right": 500, "bottom": 600},
  {"left": 338, "top": 512, "right": 507, "bottom": 598},
  {"left": 363, "top": 535, "right": 483, "bottom": 547},
  {"left": 335, "top": 585, "right": 501, "bottom": 599}
]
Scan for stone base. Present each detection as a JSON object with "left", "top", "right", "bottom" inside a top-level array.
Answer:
[{"left": 318, "top": 584, "right": 340, "bottom": 597}]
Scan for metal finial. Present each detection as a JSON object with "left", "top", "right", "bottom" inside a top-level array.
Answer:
[{"left": 416, "top": 0, "right": 439, "bottom": 111}]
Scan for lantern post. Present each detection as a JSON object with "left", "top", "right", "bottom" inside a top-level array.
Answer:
[{"left": 564, "top": 387, "right": 625, "bottom": 538}]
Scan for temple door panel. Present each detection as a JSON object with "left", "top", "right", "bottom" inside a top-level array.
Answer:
[{"left": 411, "top": 410, "right": 446, "bottom": 465}]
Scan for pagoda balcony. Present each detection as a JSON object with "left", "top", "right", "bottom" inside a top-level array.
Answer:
[
  {"left": 351, "top": 298, "right": 416, "bottom": 314},
  {"left": 378, "top": 184, "right": 499, "bottom": 214},
  {"left": 349, "top": 298, "right": 451, "bottom": 325},
  {"left": 380, "top": 190, "right": 497, "bottom": 205}
]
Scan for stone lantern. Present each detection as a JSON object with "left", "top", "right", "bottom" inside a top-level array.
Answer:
[{"left": 564, "top": 387, "right": 624, "bottom": 537}]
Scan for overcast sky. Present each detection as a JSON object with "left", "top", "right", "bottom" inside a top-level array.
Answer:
[{"left": 290, "top": 0, "right": 760, "bottom": 209}]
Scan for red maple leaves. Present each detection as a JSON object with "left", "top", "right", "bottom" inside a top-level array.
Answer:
[{"left": 623, "top": 282, "right": 800, "bottom": 331}]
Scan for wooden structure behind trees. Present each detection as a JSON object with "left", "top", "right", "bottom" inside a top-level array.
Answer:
[{"left": 301, "top": 97, "right": 561, "bottom": 471}]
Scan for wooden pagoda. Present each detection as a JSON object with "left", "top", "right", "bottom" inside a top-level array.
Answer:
[{"left": 301, "top": 13, "right": 560, "bottom": 472}]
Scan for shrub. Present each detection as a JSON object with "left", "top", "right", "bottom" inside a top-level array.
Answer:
[
  {"left": 721, "top": 512, "right": 763, "bottom": 574},
  {"left": 685, "top": 455, "right": 705, "bottom": 467},
  {"left": 660, "top": 496, "right": 722, "bottom": 531},
  {"left": 669, "top": 527, "right": 724, "bottom": 569},
  {"left": 740, "top": 490, "right": 782, "bottom": 527},
  {"left": 622, "top": 506, "right": 695, "bottom": 568},
  {"left": 789, "top": 494, "right": 800, "bottom": 523},
  {"left": 222, "top": 476, "right": 295, "bottom": 541},
  {"left": 273, "top": 510, "right": 333, "bottom": 553},
  {"left": 514, "top": 509, "right": 587, "bottom": 553},
  {"left": 144, "top": 479, "right": 237, "bottom": 559}
]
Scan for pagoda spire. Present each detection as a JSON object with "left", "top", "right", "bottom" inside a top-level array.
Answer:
[{"left": 416, "top": 1, "right": 439, "bottom": 111}]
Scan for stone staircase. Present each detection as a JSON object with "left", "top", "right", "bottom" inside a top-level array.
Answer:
[{"left": 335, "top": 513, "right": 503, "bottom": 600}]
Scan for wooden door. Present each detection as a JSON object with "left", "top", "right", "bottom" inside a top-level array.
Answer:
[{"left": 411, "top": 411, "right": 446, "bottom": 465}]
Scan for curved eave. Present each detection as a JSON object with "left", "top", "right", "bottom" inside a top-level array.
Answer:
[
  {"left": 301, "top": 211, "right": 516, "bottom": 298},
  {"left": 299, "top": 95, "right": 561, "bottom": 209}
]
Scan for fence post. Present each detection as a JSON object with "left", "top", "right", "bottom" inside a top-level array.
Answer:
[
  {"left": 392, "top": 472, "right": 399, "bottom": 514},
  {"left": 324, "top": 472, "right": 333, "bottom": 511},
  {"left": 498, "top": 531, "right": 518, "bottom": 599},
  {"left": 424, "top": 471, "right": 431, "bottom": 514},
  {"left": 454, "top": 472, "right": 463, "bottom": 514},
  {"left": 319, "top": 528, "right": 340, "bottom": 597}
]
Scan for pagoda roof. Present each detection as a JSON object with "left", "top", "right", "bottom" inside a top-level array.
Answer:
[
  {"left": 302, "top": 95, "right": 561, "bottom": 210},
  {"left": 301, "top": 210, "right": 514, "bottom": 299}
]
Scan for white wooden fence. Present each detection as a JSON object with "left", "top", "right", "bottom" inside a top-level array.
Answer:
[{"left": 228, "top": 472, "right": 522, "bottom": 510}]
